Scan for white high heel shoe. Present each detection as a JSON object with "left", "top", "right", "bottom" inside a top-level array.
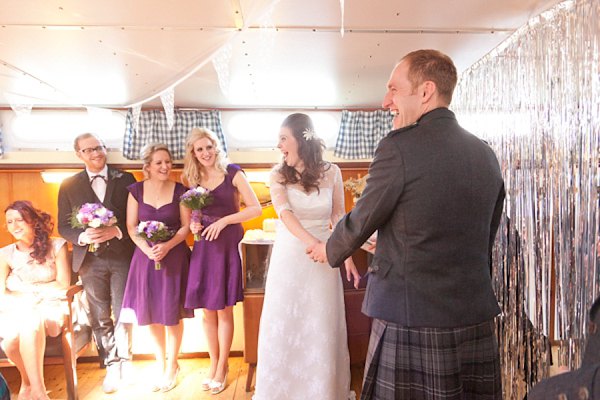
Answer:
[
  {"left": 210, "top": 372, "right": 228, "bottom": 395},
  {"left": 201, "top": 377, "right": 213, "bottom": 391}
]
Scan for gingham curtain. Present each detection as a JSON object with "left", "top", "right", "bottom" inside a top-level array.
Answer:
[
  {"left": 0, "top": 125, "right": 3, "bottom": 158},
  {"left": 334, "top": 110, "right": 394, "bottom": 159},
  {"left": 123, "top": 109, "right": 226, "bottom": 160}
]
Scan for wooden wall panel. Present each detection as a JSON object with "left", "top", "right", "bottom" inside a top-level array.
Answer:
[
  {"left": 0, "top": 166, "right": 370, "bottom": 247},
  {"left": 341, "top": 168, "right": 369, "bottom": 213},
  {"left": 0, "top": 173, "right": 12, "bottom": 247}
]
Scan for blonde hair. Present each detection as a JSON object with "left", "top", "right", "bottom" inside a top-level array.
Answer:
[
  {"left": 181, "top": 127, "right": 229, "bottom": 187},
  {"left": 140, "top": 142, "right": 173, "bottom": 179}
]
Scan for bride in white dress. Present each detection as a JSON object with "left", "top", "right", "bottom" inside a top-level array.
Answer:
[{"left": 253, "top": 113, "right": 360, "bottom": 400}]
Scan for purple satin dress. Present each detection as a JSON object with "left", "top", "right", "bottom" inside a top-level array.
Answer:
[
  {"left": 121, "top": 181, "right": 193, "bottom": 326},
  {"left": 185, "top": 164, "right": 244, "bottom": 311}
]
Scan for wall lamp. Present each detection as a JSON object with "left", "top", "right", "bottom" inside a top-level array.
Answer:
[{"left": 40, "top": 171, "right": 77, "bottom": 184}]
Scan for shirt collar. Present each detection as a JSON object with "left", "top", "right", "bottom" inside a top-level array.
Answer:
[{"left": 87, "top": 165, "right": 108, "bottom": 181}]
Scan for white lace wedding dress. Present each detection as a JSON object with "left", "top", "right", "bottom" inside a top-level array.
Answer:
[{"left": 253, "top": 163, "right": 354, "bottom": 400}]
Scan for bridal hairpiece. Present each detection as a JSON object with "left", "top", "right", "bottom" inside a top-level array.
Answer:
[{"left": 303, "top": 128, "right": 318, "bottom": 141}]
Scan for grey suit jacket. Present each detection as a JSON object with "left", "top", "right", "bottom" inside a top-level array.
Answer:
[
  {"left": 326, "top": 107, "right": 505, "bottom": 328},
  {"left": 57, "top": 166, "right": 136, "bottom": 272}
]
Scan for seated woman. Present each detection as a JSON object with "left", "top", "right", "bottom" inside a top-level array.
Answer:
[{"left": 0, "top": 200, "right": 70, "bottom": 400}]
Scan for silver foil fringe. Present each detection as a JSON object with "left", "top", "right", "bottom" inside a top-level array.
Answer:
[{"left": 453, "top": 0, "right": 600, "bottom": 396}]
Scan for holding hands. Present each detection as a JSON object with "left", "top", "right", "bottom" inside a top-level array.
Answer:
[
  {"left": 306, "top": 241, "right": 361, "bottom": 289},
  {"left": 306, "top": 242, "right": 328, "bottom": 263}
]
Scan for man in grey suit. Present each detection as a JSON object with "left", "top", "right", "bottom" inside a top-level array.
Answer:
[
  {"left": 57, "top": 133, "right": 136, "bottom": 393},
  {"left": 308, "top": 49, "right": 505, "bottom": 399}
]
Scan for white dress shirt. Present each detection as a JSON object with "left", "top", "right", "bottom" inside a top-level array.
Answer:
[{"left": 88, "top": 166, "right": 108, "bottom": 202}]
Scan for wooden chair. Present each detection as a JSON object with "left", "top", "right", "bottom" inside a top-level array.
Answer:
[{"left": 0, "top": 283, "right": 93, "bottom": 400}]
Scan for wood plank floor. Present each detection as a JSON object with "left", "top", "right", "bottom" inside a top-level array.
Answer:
[{"left": 2, "top": 357, "right": 364, "bottom": 399}]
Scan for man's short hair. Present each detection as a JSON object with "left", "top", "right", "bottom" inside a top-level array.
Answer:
[
  {"left": 73, "top": 133, "right": 105, "bottom": 152},
  {"left": 401, "top": 49, "right": 458, "bottom": 106}
]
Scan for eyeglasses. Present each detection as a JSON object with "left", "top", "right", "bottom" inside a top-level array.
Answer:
[{"left": 79, "top": 145, "right": 105, "bottom": 155}]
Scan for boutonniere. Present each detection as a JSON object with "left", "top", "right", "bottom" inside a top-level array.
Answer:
[{"left": 110, "top": 170, "right": 123, "bottom": 180}]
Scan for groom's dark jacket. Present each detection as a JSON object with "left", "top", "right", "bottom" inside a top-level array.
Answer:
[
  {"left": 57, "top": 166, "right": 136, "bottom": 272},
  {"left": 326, "top": 107, "right": 505, "bottom": 328}
]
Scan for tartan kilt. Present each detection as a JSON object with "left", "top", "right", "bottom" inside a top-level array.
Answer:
[{"left": 360, "top": 318, "right": 501, "bottom": 400}]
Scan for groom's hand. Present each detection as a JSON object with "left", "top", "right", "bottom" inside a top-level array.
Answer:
[
  {"left": 306, "top": 242, "right": 328, "bottom": 263},
  {"left": 86, "top": 226, "right": 119, "bottom": 243}
]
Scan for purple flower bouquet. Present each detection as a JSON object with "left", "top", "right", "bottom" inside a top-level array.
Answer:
[
  {"left": 180, "top": 186, "right": 213, "bottom": 241},
  {"left": 136, "top": 220, "right": 173, "bottom": 270},
  {"left": 70, "top": 203, "right": 117, "bottom": 252}
]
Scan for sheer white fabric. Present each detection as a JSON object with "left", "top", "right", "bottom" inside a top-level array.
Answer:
[
  {"left": 270, "top": 163, "right": 346, "bottom": 227},
  {"left": 253, "top": 163, "right": 354, "bottom": 400}
]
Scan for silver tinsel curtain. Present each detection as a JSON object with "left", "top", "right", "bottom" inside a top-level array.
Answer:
[{"left": 453, "top": 0, "right": 600, "bottom": 396}]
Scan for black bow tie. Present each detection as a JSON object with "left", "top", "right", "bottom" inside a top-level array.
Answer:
[{"left": 90, "top": 174, "right": 107, "bottom": 184}]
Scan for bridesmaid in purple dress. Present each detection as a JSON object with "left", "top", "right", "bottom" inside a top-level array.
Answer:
[
  {"left": 181, "top": 128, "right": 261, "bottom": 394},
  {"left": 121, "top": 143, "right": 192, "bottom": 392}
]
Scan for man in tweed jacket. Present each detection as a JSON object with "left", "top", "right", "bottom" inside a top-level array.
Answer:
[{"left": 308, "top": 50, "right": 505, "bottom": 399}]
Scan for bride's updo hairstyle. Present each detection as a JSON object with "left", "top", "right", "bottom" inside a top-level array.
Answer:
[
  {"left": 5, "top": 200, "right": 54, "bottom": 264},
  {"left": 278, "top": 113, "right": 329, "bottom": 193},
  {"left": 182, "top": 127, "right": 230, "bottom": 188}
]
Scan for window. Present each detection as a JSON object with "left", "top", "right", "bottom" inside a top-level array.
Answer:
[
  {"left": 223, "top": 110, "right": 340, "bottom": 149},
  {"left": 1, "top": 110, "right": 126, "bottom": 150}
]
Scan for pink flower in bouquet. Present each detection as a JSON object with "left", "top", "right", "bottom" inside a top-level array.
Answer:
[
  {"left": 136, "top": 220, "right": 173, "bottom": 270},
  {"left": 180, "top": 186, "right": 213, "bottom": 241},
  {"left": 70, "top": 203, "right": 117, "bottom": 252}
]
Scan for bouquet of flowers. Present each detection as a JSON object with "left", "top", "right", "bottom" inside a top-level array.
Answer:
[
  {"left": 136, "top": 220, "right": 173, "bottom": 270},
  {"left": 70, "top": 203, "right": 118, "bottom": 252},
  {"left": 180, "top": 186, "right": 213, "bottom": 241},
  {"left": 344, "top": 174, "right": 369, "bottom": 199}
]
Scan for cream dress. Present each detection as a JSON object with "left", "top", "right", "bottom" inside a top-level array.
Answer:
[
  {"left": 0, "top": 238, "right": 68, "bottom": 339},
  {"left": 253, "top": 164, "right": 355, "bottom": 400}
]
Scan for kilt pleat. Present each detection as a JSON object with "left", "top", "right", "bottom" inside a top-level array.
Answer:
[{"left": 360, "top": 318, "right": 502, "bottom": 400}]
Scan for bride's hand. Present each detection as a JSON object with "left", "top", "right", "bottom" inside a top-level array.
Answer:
[{"left": 306, "top": 241, "right": 328, "bottom": 263}]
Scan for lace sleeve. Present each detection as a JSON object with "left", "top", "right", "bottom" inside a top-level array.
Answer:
[
  {"left": 269, "top": 167, "right": 292, "bottom": 217},
  {"left": 330, "top": 164, "right": 346, "bottom": 228}
]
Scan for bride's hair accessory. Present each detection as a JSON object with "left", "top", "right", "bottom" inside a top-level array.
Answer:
[{"left": 303, "top": 128, "right": 318, "bottom": 141}]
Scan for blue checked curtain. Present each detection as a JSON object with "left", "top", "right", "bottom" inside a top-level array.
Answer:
[
  {"left": 123, "top": 109, "right": 226, "bottom": 160},
  {"left": 334, "top": 110, "right": 394, "bottom": 159}
]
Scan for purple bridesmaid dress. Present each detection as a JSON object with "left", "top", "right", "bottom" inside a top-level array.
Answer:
[
  {"left": 121, "top": 181, "right": 193, "bottom": 326},
  {"left": 185, "top": 164, "right": 244, "bottom": 310}
]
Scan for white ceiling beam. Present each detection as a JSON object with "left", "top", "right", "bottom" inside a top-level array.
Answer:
[{"left": 230, "top": 0, "right": 245, "bottom": 31}]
